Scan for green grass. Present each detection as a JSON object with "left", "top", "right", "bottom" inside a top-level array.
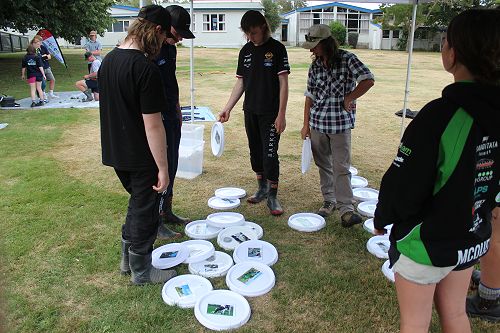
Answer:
[{"left": 1, "top": 49, "right": 497, "bottom": 333}]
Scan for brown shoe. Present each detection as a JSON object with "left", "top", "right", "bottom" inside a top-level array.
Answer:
[
  {"left": 318, "top": 201, "right": 336, "bottom": 217},
  {"left": 341, "top": 211, "right": 362, "bottom": 228}
]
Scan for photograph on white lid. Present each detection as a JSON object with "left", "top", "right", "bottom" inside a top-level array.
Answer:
[
  {"left": 233, "top": 239, "right": 279, "bottom": 266},
  {"left": 161, "top": 274, "right": 213, "bottom": 308},
  {"left": 357, "top": 200, "right": 378, "bottom": 218},
  {"left": 185, "top": 220, "right": 222, "bottom": 240},
  {"left": 367, "top": 235, "right": 391, "bottom": 259},
  {"left": 288, "top": 213, "right": 326, "bottom": 232},
  {"left": 194, "top": 290, "right": 251, "bottom": 331},
  {"left": 214, "top": 187, "right": 246, "bottom": 200},
  {"left": 362, "top": 218, "right": 392, "bottom": 235},
  {"left": 152, "top": 243, "right": 190, "bottom": 270},
  {"left": 211, "top": 121, "right": 224, "bottom": 157},
  {"left": 188, "top": 251, "right": 234, "bottom": 278},
  {"left": 206, "top": 212, "right": 245, "bottom": 228},
  {"left": 241, "top": 221, "right": 263, "bottom": 239},
  {"left": 207, "top": 196, "right": 240, "bottom": 210},
  {"left": 217, "top": 225, "right": 258, "bottom": 251},
  {"left": 382, "top": 260, "right": 395, "bottom": 283},
  {"left": 301, "top": 137, "right": 312, "bottom": 174},
  {"left": 349, "top": 165, "right": 358, "bottom": 176},
  {"left": 181, "top": 240, "right": 215, "bottom": 264},
  {"left": 352, "top": 187, "right": 379, "bottom": 202},
  {"left": 351, "top": 175, "right": 368, "bottom": 188},
  {"left": 226, "top": 262, "right": 275, "bottom": 297}
]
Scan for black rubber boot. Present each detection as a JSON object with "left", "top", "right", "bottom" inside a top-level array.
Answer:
[
  {"left": 161, "top": 196, "right": 190, "bottom": 225},
  {"left": 120, "top": 238, "right": 131, "bottom": 275},
  {"left": 247, "top": 173, "right": 269, "bottom": 204},
  {"left": 157, "top": 223, "right": 182, "bottom": 241},
  {"left": 466, "top": 292, "right": 500, "bottom": 322},
  {"left": 267, "top": 181, "right": 283, "bottom": 216},
  {"left": 128, "top": 250, "right": 177, "bottom": 285}
]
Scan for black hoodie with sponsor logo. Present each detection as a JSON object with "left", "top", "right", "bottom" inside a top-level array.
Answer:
[{"left": 374, "top": 81, "right": 500, "bottom": 268}]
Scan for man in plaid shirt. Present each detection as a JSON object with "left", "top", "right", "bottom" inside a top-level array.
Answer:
[{"left": 301, "top": 24, "right": 374, "bottom": 227}]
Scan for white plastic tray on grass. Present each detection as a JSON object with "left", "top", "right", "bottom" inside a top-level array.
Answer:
[
  {"left": 188, "top": 251, "right": 234, "bottom": 278},
  {"left": 208, "top": 196, "right": 240, "bottom": 210},
  {"left": 357, "top": 200, "right": 378, "bottom": 218},
  {"left": 226, "top": 262, "right": 275, "bottom": 297},
  {"left": 152, "top": 243, "right": 190, "bottom": 269},
  {"left": 181, "top": 240, "right": 215, "bottom": 264},
  {"left": 214, "top": 187, "right": 246, "bottom": 200},
  {"left": 288, "top": 213, "right": 326, "bottom": 232},
  {"left": 349, "top": 165, "right": 358, "bottom": 176},
  {"left": 241, "top": 221, "right": 263, "bottom": 239},
  {"left": 367, "top": 235, "right": 391, "bottom": 259},
  {"left": 351, "top": 175, "right": 368, "bottom": 188},
  {"left": 217, "top": 225, "right": 258, "bottom": 251},
  {"left": 161, "top": 274, "right": 213, "bottom": 308},
  {"left": 353, "top": 187, "right": 379, "bottom": 202},
  {"left": 185, "top": 220, "right": 222, "bottom": 240},
  {"left": 362, "top": 218, "right": 393, "bottom": 235},
  {"left": 233, "top": 239, "right": 279, "bottom": 266},
  {"left": 206, "top": 212, "right": 245, "bottom": 228},
  {"left": 382, "top": 260, "right": 395, "bottom": 283}
]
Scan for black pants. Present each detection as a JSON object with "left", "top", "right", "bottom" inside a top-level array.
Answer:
[
  {"left": 244, "top": 112, "right": 280, "bottom": 181},
  {"left": 159, "top": 116, "right": 181, "bottom": 214},
  {"left": 115, "top": 169, "right": 160, "bottom": 255}
]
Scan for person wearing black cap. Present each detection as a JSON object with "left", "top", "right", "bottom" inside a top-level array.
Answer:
[
  {"left": 75, "top": 51, "right": 101, "bottom": 102},
  {"left": 155, "top": 5, "right": 195, "bottom": 239},
  {"left": 98, "top": 5, "right": 176, "bottom": 285}
]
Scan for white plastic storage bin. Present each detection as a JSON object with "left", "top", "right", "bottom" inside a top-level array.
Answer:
[
  {"left": 181, "top": 124, "right": 205, "bottom": 141},
  {"left": 177, "top": 138, "right": 205, "bottom": 179}
]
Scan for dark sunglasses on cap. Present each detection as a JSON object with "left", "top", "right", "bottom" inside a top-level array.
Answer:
[{"left": 305, "top": 34, "right": 324, "bottom": 42}]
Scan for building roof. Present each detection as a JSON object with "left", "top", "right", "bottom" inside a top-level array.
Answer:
[
  {"left": 283, "top": 1, "right": 382, "bottom": 16},
  {"left": 179, "top": 2, "right": 263, "bottom": 11}
]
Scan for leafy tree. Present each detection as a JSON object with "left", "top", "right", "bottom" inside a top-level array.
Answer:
[
  {"left": 276, "top": 0, "right": 307, "bottom": 14},
  {"left": 262, "top": 0, "right": 281, "bottom": 33},
  {"left": 329, "top": 21, "right": 346, "bottom": 46},
  {"left": 0, "top": 0, "right": 115, "bottom": 42}
]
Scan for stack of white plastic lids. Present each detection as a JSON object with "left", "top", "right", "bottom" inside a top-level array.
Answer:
[
  {"left": 349, "top": 165, "right": 358, "bottom": 176},
  {"left": 353, "top": 187, "right": 379, "bottom": 202},
  {"left": 214, "top": 187, "right": 246, "bottom": 200},
  {"left": 366, "top": 235, "right": 390, "bottom": 259},
  {"left": 362, "top": 218, "right": 393, "bottom": 235},
  {"left": 226, "top": 262, "right": 275, "bottom": 297},
  {"left": 241, "top": 221, "right": 263, "bottom": 239},
  {"left": 188, "top": 251, "right": 234, "bottom": 278},
  {"left": 233, "top": 239, "right": 279, "bottom": 266},
  {"left": 194, "top": 290, "right": 251, "bottom": 331},
  {"left": 357, "top": 200, "right": 378, "bottom": 217},
  {"left": 207, "top": 196, "right": 240, "bottom": 210},
  {"left": 206, "top": 212, "right": 245, "bottom": 228},
  {"left": 152, "top": 243, "right": 190, "bottom": 269},
  {"left": 181, "top": 240, "right": 215, "bottom": 264},
  {"left": 185, "top": 220, "right": 222, "bottom": 240},
  {"left": 161, "top": 274, "right": 213, "bottom": 308},
  {"left": 287, "top": 213, "right": 326, "bottom": 232},
  {"left": 351, "top": 175, "right": 368, "bottom": 188},
  {"left": 217, "top": 225, "right": 258, "bottom": 251},
  {"left": 382, "top": 260, "right": 395, "bottom": 282}
]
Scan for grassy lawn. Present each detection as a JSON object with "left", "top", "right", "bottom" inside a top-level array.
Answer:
[{"left": 0, "top": 47, "right": 496, "bottom": 333}]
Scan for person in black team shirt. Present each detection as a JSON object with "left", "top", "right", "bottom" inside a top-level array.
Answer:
[
  {"left": 154, "top": 5, "right": 195, "bottom": 240},
  {"left": 99, "top": 5, "right": 176, "bottom": 285},
  {"left": 219, "top": 10, "right": 290, "bottom": 216}
]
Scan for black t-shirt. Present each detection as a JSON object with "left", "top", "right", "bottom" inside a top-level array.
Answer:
[
  {"left": 155, "top": 44, "right": 179, "bottom": 120},
  {"left": 99, "top": 48, "right": 167, "bottom": 170},
  {"left": 36, "top": 45, "right": 50, "bottom": 69},
  {"left": 21, "top": 54, "right": 43, "bottom": 78},
  {"left": 236, "top": 37, "right": 290, "bottom": 115}
]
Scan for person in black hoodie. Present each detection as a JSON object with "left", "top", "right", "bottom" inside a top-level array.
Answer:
[{"left": 374, "top": 9, "right": 500, "bottom": 333}]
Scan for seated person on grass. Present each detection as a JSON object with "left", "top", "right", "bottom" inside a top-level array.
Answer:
[{"left": 76, "top": 52, "right": 101, "bottom": 102}]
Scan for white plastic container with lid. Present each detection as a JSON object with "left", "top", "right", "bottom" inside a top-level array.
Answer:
[
  {"left": 177, "top": 138, "right": 205, "bottom": 179},
  {"left": 181, "top": 123, "right": 205, "bottom": 141}
]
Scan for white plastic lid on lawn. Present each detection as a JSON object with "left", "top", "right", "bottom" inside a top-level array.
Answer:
[
  {"left": 217, "top": 225, "right": 258, "bottom": 251},
  {"left": 362, "top": 218, "right": 393, "bottom": 235},
  {"left": 226, "top": 262, "right": 275, "bottom": 297},
  {"left": 353, "top": 187, "right": 379, "bottom": 202},
  {"left": 349, "top": 165, "right": 358, "bottom": 176},
  {"left": 211, "top": 121, "right": 224, "bottom": 157},
  {"left": 288, "top": 213, "right": 326, "bottom": 232},
  {"left": 241, "top": 221, "right": 263, "bottom": 239},
  {"left": 188, "top": 251, "right": 234, "bottom": 278},
  {"left": 214, "top": 187, "right": 246, "bottom": 200},
  {"left": 351, "top": 175, "right": 368, "bottom": 188},
  {"left": 194, "top": 290, "right": 251, "bottom": 331},
  {"left": 181, "top": 240, "right": 215, "bottom": 264},
  {"left": 161, "top": 274, "right": 213, "bottom": 308},
  {"left": 185, "top": 220, "right": 222, "bottom": 240},
  {"left": 382, "top": 260, "right": 395, "bottom": 283},
  {"left": 301, "top": 138, "right": 312, "bottom": 174},
  {"left": 233, "top": 239, "right": 279, "bottom": 266},
  {"left": 357, "top": 200, "right": 378, "bottom": 218},
  {"left": 152, "top": 243, "right": 190, "bottom": 269},
  {"left": 208, "top": 196, "right": 240, "bottom": 210},
  {"left": 366, "top": 235, "right": 391, "bottom": 259},
  {"left": 206, "top": 212, "right": 245, "bottom": 228}
]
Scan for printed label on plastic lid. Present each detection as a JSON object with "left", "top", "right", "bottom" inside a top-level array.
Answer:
[{"left": 161, "top": 274, "right": 213, "bottom": 308}]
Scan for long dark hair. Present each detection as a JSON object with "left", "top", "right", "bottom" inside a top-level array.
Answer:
[
  {"left": 240, "top": 10, "right": 271, "bottom": 40},
  {"left": 124, "top": 18, "right": 164, "bottom": 59},
  {"left": 312, "top": 37, "right": 341, "bottom": 69},
  {"left": 446, "top": 8, "right": 500, "bottom": 85}
]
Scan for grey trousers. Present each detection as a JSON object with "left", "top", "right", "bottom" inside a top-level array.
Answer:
[{"left": 310, "top": 128, "right": 354, "bottom": 215}]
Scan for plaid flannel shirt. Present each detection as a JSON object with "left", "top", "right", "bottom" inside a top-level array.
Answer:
[{"left": 305, "top": 50, "right": 374, "bottom": 134}]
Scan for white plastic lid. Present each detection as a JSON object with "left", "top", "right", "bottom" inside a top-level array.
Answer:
[
  {"left": 211, "top": 121, "right": 224, "bottom": 157},
  {"left": 161, "top": 274, "right": 213, "bottom": 308},
  {"left": 233, "top": 239, "right": 279, "bottom": 266},
  {"left": 214, "top": 187, "right": 246, "bottom": 200},
  {"left": 194, "top": 290, "right": 251, "bottom": 331},
  {"left": 288, "top": 213, "right": 326, "bottom": 232},
  {"left": 367, "top": 235, "right": 391, "bottom": 259},
  {"left": 152, "top": 243, "right": 190, "bottom": 269},
  {"left": 351, "top": 175, "right": 368, "bottom": 188},
  {"left": 208, "top": 196, "right": 240, "bottom": 210},
  {"left": 353, "top": 187, "right": 379, "bottom": 202},
  {"left": 181, "top": 240, "right": 216, "bottom": 264},
  {"left": 362, "top": 218, "right": 392, "bottom": 235},
  {"left": 241, "top": 221, "right": 263, "bottom": 239},
  {"left": 185, "top": 220, "right": 222, "bottom": 240},
  {"left": 226, "top": 262, "right": 275, "bottom": 297},
  {"left": 188, "top": 251, "right": 234, "bottom": 278},
  {"left": 349, "top": 165, "right": 358, "bottom": 176},
  {"left": 301, "top": 138, "right": 312, "bottom": 174},
  {"left": 206, "top": 212, "right": 245, "bottom": 228},
  {"left": 382, "top": 260, "right": 395, "bottom": 283},
  {"left": 217, "top": 226, "right": 258, "bottom": 251},
  {"left": 357, "top": 200, "right": 378, "bottom": 218}
]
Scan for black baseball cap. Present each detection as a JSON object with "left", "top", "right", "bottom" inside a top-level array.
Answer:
[
  {"left": 166, "top": 5, "right": 195, "bottom": 39},
  {"left": 84, "top": 51, "right": 93, "bottom": 60},
  {"left": 138, "top": 5, "right": 171, "bottom": 32}
]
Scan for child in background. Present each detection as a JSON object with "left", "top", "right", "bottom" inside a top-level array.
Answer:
[
  {"left": 374, "top": 9, "right": 500, "bottom": 333},
  {"left": 21, "top": 44, "right": 46, "bottom": 108}
]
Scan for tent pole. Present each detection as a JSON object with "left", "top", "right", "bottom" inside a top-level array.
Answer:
[{"left": 190, "top": 0, "right": 195, "bottom": 123}]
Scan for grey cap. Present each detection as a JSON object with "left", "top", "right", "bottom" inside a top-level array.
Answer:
[{"left": 302, "top": 24, "right": 332, "bottom": 49}]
